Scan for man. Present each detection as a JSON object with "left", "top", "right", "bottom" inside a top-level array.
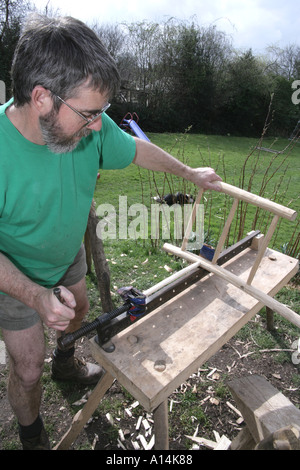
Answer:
[{"left": 0, "top": 14, "right": 222, "bottom": 450}]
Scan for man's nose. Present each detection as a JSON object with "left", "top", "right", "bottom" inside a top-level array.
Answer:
[{"left": 86, "top": 116, "right": 103, "bottom": 131}]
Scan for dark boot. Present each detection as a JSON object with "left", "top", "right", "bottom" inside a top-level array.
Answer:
[
  {"left": 20, "top": 426, "right": 50, "bottom": 450},
  {"left": 51, "top": 350, "right": 104, "bottom": 385}
]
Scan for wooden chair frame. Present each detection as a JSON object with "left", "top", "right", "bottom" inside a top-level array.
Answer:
[{"left": 158, "top": 181, "right": 299, "bottom": 328}]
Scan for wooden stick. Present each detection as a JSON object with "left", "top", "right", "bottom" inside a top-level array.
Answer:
[
  {"left": 163, "top": 243, "right": 300, "bottom": 328},
  {"left": 213, "top": 181, "right": 297, "bottom": 221},
  {"left": 181, "top": 188, "right": 204, "bottom": 251},
  {"left": 212, "top": 198, "right": 239, "bottom": 264},
  {"left": 247, "top": 215, "right": 279, "bottom": 284}
]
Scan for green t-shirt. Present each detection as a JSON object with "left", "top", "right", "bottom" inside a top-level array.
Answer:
[{"left": 0, "top": 99, "right": 136, "bottom": 287}]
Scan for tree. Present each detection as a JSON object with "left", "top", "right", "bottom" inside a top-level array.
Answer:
[
  {"left": 219, "top": 50, "right": 270, "bottom": 136},
  {"left": 0, "top": 0, "right": 30, "bottom": 98},
  {"left": 266, "top": 44, "right": 300, "bottom": 80},
  {"left": 170, "top": 23, "right": 232, "bottom": 132}
]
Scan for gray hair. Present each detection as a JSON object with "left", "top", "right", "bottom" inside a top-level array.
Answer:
[{"left": 11, "top": 14, "right": 120, "bottom": 107}]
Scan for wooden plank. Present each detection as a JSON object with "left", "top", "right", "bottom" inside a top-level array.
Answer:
[
  {"left": 228, "top": 375, "right": 300, "bottom": 443},
  {"left": 90, "top": 248, "right": 298, "bottom": 412}
]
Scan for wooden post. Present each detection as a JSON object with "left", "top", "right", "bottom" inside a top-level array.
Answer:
[
  {"left": 86, "top": 203, "right": 113, "bottom": 312},
  {"left": 153, "top": 400, "right": 169, "bottom": 450},
  {"left": 266, "top": 306, "right": 275, "bottom": 331}
]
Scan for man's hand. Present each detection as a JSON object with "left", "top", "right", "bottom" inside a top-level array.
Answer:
[
  {"left": 187, "top": 167, "right": 222, "bottom": 191},
  {"left": 34, "top": 286, "right": 76, "bottom": 331},
  {"left": 0, "top": 253, "right": 76, "bottom": 331}
]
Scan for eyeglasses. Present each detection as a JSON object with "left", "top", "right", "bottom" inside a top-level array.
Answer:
[{"left": 52, "top": 93, "right": 111, "bottom": 126}]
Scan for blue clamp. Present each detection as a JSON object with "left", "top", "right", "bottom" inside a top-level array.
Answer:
[{"left": 117, "top": 286, "right": 147, "bottom": 321}]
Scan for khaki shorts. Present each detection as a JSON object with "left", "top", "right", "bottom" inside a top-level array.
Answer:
[{"left": 0, "top": 245, "right": 87, "bottom": 331}]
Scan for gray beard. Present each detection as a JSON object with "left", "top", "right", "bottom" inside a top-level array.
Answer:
[{"left": 39, "top": 109, "right": 91, "bottom": 154}]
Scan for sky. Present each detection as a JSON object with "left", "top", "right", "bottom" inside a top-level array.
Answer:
[{"left": 31, "top": 0, "right": 299, "bottom": 55}]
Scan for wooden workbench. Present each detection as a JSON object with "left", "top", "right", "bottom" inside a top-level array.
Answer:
[{"left": 56, "top": 247, "right": 299, "bottom": 450}]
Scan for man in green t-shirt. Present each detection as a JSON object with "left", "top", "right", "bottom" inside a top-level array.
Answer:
[{"left": 0, "top": 14, "right": 222, "bottom": 449}]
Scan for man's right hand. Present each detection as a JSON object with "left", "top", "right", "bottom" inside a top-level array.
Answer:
[{"left": 35, "top": 286, "right": 76, "bottom": 331}]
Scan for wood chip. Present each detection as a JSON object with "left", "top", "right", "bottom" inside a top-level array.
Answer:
[
  {"left": 136, "top": 416, "right": 143, "bottom": 430},
  {"left": 226, "top": 401, "right": 243, "bottom": 418},
  {"left": 105, "top": 413, "right": 114, "bottom": 425},
  {"left": 137, "top": 434, "right": 150, "bottom": 450},
  {"left": 207, "top": 367, "right": 217, "bottom": 377},
  {"left": 117, "top": 438, "right": 126, "bottom": 450},
  {"left": 214, "top": 435, "right": 231, "bottom": 450},
  {"left": 131, "top": 440, "right": 140, "bottom": 450},
  {"left": 142, "top": 418, "right": 151, "bottom": 430},
  {"left": 211, "top": 372, "right": 220, "bottom": 380},
  {"left": 147, "top": 435, "right": 155, "bottom": 450},
  {"left": 185, "top": 435, "right": 217, "bottom": 449},
  {"left": 210, "top": 397, "right": 220, "bottom": 406},
  {"left": 125, "top": 408, "right": 132, "bottom": 418},
  {"left": 130, "top": 400, "right": 140, "bottom": 408},
  {"left": 186, "top": 433, "right": 231, "bottom": 451},
  {"left": 164, "top": 265, "right": 173, "bottom": 273},
  {"left": 72, "top": 397, "right": 87, "bottom": 407},
  {"left": 92, "top": 434, "right": 99, "bottom": 450}
]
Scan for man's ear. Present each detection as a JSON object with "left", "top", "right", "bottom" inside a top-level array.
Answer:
[{"left": 31, "top": 86, "right": 53, "bottom": 114}]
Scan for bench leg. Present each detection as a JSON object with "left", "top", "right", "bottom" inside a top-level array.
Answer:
[
  {"left": 153, "top": 400, "right": 169, "bottom": 450},
  {"left": 266, "top": 306, "right": 275, "bottom": 331}
]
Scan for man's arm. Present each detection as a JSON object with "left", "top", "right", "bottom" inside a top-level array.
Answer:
[
  {"left": 0, "top": 253, "right": 75, "bottom": 331},
  {"left": 132, "top": 138, "right": 222, "bottom": 191}
]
